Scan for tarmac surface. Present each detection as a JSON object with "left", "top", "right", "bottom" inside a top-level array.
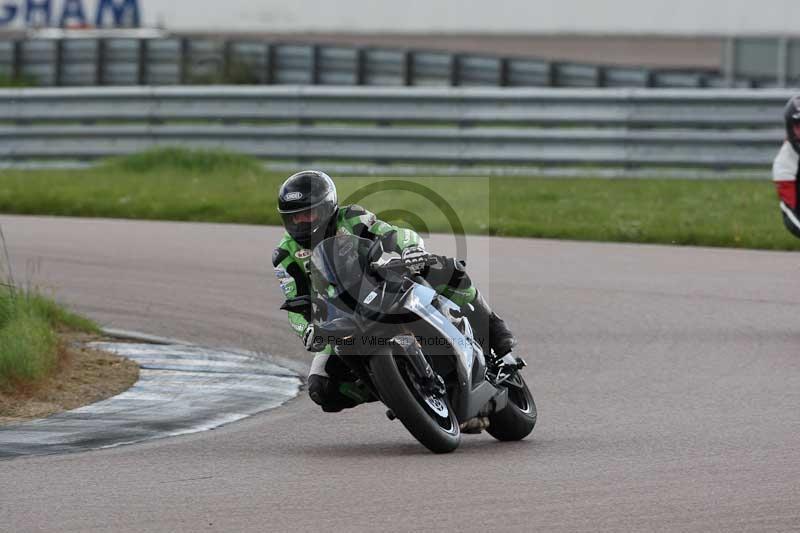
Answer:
[
  {"left": 0, "top": 342, "right": 299, "bottom": 459},
  {"left": 0, "top": 214, "right": 798, "bottom": 532}
]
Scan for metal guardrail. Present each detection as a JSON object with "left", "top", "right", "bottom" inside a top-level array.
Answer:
[
  {"left": 0, "top": 86, "right": 792, "bottom": 169},
  {"left": 0, "top": 37, "right": 749, "bottom": 89}
]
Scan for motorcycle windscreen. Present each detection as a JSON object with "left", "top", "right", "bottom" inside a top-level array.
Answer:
[{"left": 309, "top": 235, "right": 380, "bottom": 306}]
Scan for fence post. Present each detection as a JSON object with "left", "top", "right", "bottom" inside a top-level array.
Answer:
[
  {"left": 11, "top": 40, "right": 22, "bottom": 81},
  {"left": 137, "top": 38, "right": 148, "bottom": 85},
  {"left": 723, "top": 37, "right": 736, "bottom": 88},
  {"left": 545, "top": 62, "right": 556, "bottom": 87},
  {"left": 310, "top": 44, "right": 321, "bottom": 85},
  {"left": 596, "top": 66, "right": 607, "bottom": 87},
  {"left": 449, "top": 54, "right": 461, "bottom": 87},
  {"left": 96, "top": 38, "right": 107, "bottom": 85},
  {"left": 643, "top": 69, "right": 656, "bottom": 88},
  {"left": 265, "top": 43, "right": 275, "bottom": 84},
  {"left": 777, "top": 37, "right": 789, "bottom": 88},
  {"left": 179, "top": 38, "right": 190, "bottom": 84},
  {"left": 223, "top": 40, "right": 234, "bottom": 82},
  {"left": 355, "top": 47, "right": 366, "bottom": 85},
  {"left": 402, "top": 50, "right": 414, "bottom": 86},
  {"left": 54, "top": 38, "right": 64, "bottom": 86},
  {"left": 498, "top": 57, "right": 510, "bottom": 87}
]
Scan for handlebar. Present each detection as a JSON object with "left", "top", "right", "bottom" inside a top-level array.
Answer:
[{"left": 369, "top": 254, "right": 438, "bottom": 274}]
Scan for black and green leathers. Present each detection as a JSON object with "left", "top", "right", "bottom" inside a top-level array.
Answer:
[
  {"left": 272, "top": 204, "right": 478, "bottom": 346},
  {"left": 273, "top": 203, "right": 516, "bottom": 412}
]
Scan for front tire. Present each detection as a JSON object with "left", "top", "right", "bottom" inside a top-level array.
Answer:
[
  {"left": 487, "top": 374, "right": 537, "bottom": 442},
  {"left": 370, "top": 350, "right": 461, "bottom": 454}
]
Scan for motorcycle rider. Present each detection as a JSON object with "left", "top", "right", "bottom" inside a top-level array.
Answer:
[
  {"left": 272, "top": 170, "right": 516, "bottom": 412},
  {"left": 773, "top": 95, "right": 800, "bottom": 238}
]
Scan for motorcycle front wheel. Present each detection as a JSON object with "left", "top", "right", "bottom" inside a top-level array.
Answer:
[
  {"left": 370, "top": 349, "right": 461, "bottom": 454},
  {"left": 486, "top": 373, "right": 537, "bottom": 441}
]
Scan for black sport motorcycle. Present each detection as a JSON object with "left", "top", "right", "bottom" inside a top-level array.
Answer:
[{"left": 281, "top": 235, "right": 536, "bottom": 454}]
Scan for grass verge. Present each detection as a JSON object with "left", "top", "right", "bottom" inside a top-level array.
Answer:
[
  {"left": 0, "top": 286, "right": 100, "bottom": 391},
  {"left": 0, "top": 333, "right": 140, "bottom": 424},
  {"left": 0, "top": 73, "right": 37, "bottom": 87},
  {"left": 0, "top": 285, "right": 138, "bottom": 424},
  {"left": 0, "top": 148, "right": 796, "bottom": 251}
]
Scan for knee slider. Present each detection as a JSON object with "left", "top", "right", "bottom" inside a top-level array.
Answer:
[{"left": 307, "top": 375, "right": 329, "bottom": 406}]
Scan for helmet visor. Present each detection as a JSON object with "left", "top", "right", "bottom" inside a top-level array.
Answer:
[{"left": 280, "top": 204, "right": 333, "bottom": 243}]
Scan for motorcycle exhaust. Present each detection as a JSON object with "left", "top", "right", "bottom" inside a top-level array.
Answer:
[{"left": 460, "top": 416, "right": 490, "bottom": 434}]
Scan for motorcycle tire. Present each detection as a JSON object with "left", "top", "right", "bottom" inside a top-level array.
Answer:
[
  {"left": 370, "top": 349, "right": 461, "bottom": 454},
  {"left": 487, "top": 374, "right": 537, "bottom": 442}
]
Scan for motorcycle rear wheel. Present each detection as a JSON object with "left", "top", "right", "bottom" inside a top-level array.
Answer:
[{"left": 370, "top": 349, "right": 461, "bottom": 454}]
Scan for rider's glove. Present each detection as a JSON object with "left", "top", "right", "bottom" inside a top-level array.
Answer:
[
  {"left": 302, "top": 324, "right": 327, "bottom": 353},
  {"left": 401, "top": 246, "right": 429, "bottom": 274}
]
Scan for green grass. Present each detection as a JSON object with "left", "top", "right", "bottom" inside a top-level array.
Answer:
[
  {"left": 0, "top": 286, "right": 99, "bottom": 390},
  {"left": 0, "top": 73, "right": 36, "bottom": 88},
  {"left": 0, "top": 147, "right": 797, "bottom": 250}
]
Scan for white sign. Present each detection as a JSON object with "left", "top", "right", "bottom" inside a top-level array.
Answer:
[{"left": 0, "top": 0, "right": 140, "bottom": 28}]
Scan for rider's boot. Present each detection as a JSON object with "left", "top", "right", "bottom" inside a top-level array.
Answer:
[
  {"left": 308, "top": 375, "right": 359, "bottom": 412},
  {"left": 464, "top": 291, "right": 517, "bottom": 359}
]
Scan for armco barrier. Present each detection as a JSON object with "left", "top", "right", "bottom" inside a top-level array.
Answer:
[{"left": 0, "top": 86, "right": 792, "bottom": 168}]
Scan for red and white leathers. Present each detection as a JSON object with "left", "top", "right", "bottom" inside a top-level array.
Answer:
[{"left": 772, "top": 140, "right": 800, "bottom": 238}]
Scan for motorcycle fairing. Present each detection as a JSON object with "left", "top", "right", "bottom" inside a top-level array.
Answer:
[{"left": 401, "top": 283, "right": 500, "bottom": 421}]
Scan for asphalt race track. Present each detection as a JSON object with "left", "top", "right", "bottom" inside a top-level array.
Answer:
[{"left": 0, "top": 214, "right": 798, "bottom": 532}]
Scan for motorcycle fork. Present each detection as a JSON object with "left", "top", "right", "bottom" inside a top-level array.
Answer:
[{"left": 391, "top": 334, "right": 446, "bottom": 396}]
